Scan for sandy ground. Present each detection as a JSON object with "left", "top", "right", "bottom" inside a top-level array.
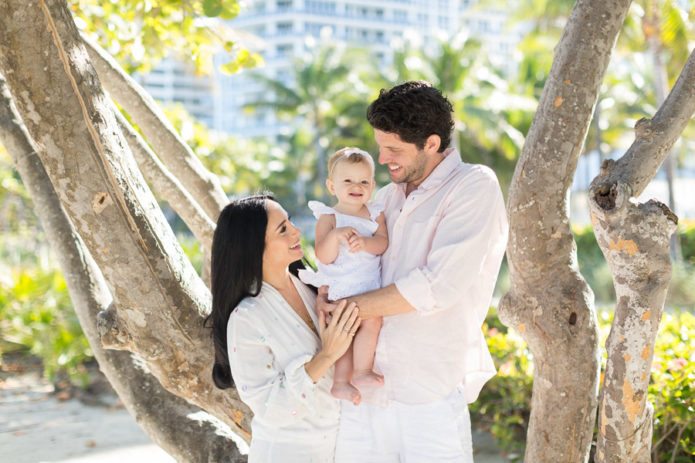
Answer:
[{"left": 0, "top": 367, "right": 511, "bottom": 463}]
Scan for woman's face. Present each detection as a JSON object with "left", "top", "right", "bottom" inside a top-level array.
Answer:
[{"left": 263, "top": 200, "right": 303, "bottom": 270}]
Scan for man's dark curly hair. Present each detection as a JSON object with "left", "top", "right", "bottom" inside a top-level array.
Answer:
[{"left": 366, "top": 81, "right": 454, "bottom": 153}]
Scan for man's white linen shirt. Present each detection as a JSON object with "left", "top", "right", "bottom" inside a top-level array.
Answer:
[{"left": 374, "top": 148, "right": 508, "bottom": 405}]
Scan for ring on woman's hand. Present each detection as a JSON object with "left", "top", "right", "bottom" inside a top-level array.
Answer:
[{"left": 342, "top": 327, "right": 349, "bottom": 332}]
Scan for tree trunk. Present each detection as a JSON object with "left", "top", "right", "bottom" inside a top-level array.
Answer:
[
  {"left": 591, "top": 48, "right": 695, "bottom": 462},
  {"left": 82, "top": 34, "right": 228, "bottom": 222},
  {"left": 0, "top": 74, "right": 246, "bottom": 462},
  {"left": 112, "top": 103, "right": 215, "bottom": 250},
  {"left": 0, "top": 0, "right": 251, "bottom": 440},
  {"left": 498, "top": 1, "right": 632, "bottom": 461}
]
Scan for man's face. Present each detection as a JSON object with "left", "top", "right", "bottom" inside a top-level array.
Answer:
[{"left": 374, "top": 129, "right": 429, "bottom": 186}]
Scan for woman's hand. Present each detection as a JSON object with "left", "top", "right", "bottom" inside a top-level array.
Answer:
[{"left": 317, "top": 299, "right": 360, "bottom": 362}]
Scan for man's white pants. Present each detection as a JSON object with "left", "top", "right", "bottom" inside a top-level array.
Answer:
[{"left": 334, "top": 386, "right": 474, "bottom": 463}]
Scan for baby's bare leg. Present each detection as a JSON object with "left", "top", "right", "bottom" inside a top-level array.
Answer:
[
  {"left": 331, "top": 344, "right": 361, "bottom": 405},
  {"left": 351, "top": 317, "right": 384, "bottom": 388}
]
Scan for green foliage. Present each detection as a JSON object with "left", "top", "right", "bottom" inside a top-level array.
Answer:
[
  {"left": 69, "top": 0, "right": 261, "bottom": 74},
  {"left": 470, "top": 307, "right": 532, "bottom": 458},
  {"left": 0, "top": 262, "right": 92, "bottom": 386},
  {"left": 245, "top": 39, "right": 373, "bottom": 202},
  {"left": 679, "top": 219, "right": 695, "bottom": 265},
  {"left": 0, "top": 145, "right": 39, "bottom": 232},
  {"left": 161, "top": 104, "right": 300, "bottom": 213},
  {"left": 473, "top": 307, "right": 695, "bottom": 461},
  {"left": 649, "top": 310, "right": 695, "bottom": 462}
]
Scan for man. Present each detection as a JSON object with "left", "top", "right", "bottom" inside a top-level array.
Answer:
[{"left": 329, "top": 81, "right": 508, "bottom": 462}]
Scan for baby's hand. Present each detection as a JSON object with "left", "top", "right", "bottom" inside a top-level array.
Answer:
[
  {"left": 333, "top": 226, "right": 359, "bottom": 246},
  {"left": 348, "top": 234, "right": 365, "bottom": 253}
]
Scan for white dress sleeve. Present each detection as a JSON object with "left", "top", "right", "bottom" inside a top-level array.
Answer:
[
  {"left": 366, "top": 200, "right": 385, "bottom": 220},
  {"left": 306, "top": 200, "right": 335, "bottom": 219},
  {"left": 227, "top": 307, "right": 321, "bottom": 427}
]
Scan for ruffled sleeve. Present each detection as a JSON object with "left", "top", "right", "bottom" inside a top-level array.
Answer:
[
  {"left": 307, "top": 200, "right": 335, "bottom": 219},
  {"left": 366, "top": 200, "right": 385, "bottom": 220}
]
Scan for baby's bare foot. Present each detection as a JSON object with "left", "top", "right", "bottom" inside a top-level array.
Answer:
[
  {"left": 331, "top": 382, "right": 361, "bottom": 405},
  {"left": 352, "top": 370, "right": 384, "bottom": 388}
]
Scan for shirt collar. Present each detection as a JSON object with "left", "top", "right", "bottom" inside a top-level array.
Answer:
[{"left": 396, "top": 147, "right": 460, "bottom": 194}]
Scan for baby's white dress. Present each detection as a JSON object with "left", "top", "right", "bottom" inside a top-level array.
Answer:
[{"left": 299, "top": 200, "right": 383, "bottom": 300}]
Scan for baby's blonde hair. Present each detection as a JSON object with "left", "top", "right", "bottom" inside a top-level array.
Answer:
[{"left": 327, "top": 147, "right": 375, "bottom": 179}]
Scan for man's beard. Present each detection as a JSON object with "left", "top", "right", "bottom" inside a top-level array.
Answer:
[{"left": 395, "top": 149, "right": 428, "bottom": 185}]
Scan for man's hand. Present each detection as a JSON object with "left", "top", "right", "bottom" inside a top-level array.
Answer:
[{"left": 317, "top": 286, "right": 339, "bottom": 318}]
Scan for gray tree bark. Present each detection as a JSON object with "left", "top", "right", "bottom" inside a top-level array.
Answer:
[
  {"left": 81, "top": 34, "right": 228, "bottom": 222},
  {"left": 0, "top": 74, "right": 245, "bottom": 462},
  {"left": 112, "top": 103, "right": 215, "bottom": 250},
  {"left": 0, "top": 0, "right": 251, "bottom": 444},
  {"left": 591, "top": 49, "right": 695, "bottom": 462},
  {"left": 498, "top": 1, "right": 632, "bottom": 461}
]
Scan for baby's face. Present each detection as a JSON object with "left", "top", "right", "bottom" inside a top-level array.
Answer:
[{"left": 327, "top": 160, "right": 374, "bottom": 207}]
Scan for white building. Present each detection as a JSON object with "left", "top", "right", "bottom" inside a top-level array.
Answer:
[
  {"left": 459, "top": 1, "right": 524, "bottom": 76},
  {"left": 134, "top": 57, "right": 216, "bottom": 127},
  {"left": 214, "top": 0, "right": 465, "bottom": 137},
  {"left": 134, "top": 1, "right": 523, "bottom": 136}
]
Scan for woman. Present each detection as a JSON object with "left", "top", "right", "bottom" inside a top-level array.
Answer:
[{"left": 208, "top": 195, "right": 360, "bottom": 462}]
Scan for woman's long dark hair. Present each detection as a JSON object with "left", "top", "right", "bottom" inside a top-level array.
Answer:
[
  {"left": 207, "top": 195, "right": 271, "bottom": 389},
  {"left": 206, "top": 195, "right": 313, "bottom": 389}
]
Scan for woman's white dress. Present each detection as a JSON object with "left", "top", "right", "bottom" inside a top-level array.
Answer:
[
  {"left": 298, "top": 200, "right": 383, "bottom": 300},
  {"left": 227, "top": 274, "right": 340, "bottom": 463}
]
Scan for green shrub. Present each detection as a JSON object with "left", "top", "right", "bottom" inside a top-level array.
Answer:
[
  {"left": 649, "top": 310, "right": 695, "bottom": 462},
  {"left": 473, "top": 307, "right": 695, "bottom": 462},
  {"left": 679, "top": 219, "right": 695, "bottom": 265},
  {"left": 0, "top": 233, "right": 205, "bottom": 387},
  {"left": 470, "top": 307, "right": 531, "bottom": 460},
  {"left": 0, "top": 264, "right": 92, "bottom": 386}
]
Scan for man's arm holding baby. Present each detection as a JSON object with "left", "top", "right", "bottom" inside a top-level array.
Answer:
[{"left": 317, "top": 284, "right": 415, "bottom": 320}]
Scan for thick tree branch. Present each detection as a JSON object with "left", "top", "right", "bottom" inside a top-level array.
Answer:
[
  {"left": 0, "top": 74, "right": 246, "bottom": 462},
  {"left": 499, "top": 1, "right": 632, "bottom": 461},
  {"left": 589, "top": 186, "right": 676, "bottom": 462},
  {"left": 592, "top": 49, "right": 695, "bottom": 204},
  {"left": 588, "top": 37, "right": 694, "bottom": 463},
  {"left": 81, "top": 34, "right": 228, "bottom": 222},
  {"left": 112, "top": 103, "right": 215, "bottom": 251},
  {"left": 0, "top": 0, "right": 251, "bottom": 438}
]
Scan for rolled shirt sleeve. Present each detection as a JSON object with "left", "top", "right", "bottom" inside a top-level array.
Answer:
[{"left": 394, "top": 168, "right": 507, "bottom": 318}]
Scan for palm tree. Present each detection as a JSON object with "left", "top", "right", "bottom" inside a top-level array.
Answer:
[{"left": 245, "top": 38, "right": 371, "bottom": 201}]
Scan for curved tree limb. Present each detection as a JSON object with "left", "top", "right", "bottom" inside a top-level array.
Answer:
[
  {"left": 499, "top": 1, "right": 632, "bottom": 461},
  {"left": 0, "top": 0, "right": 251, "bottom": 438},
  {"left": 589, "top": 48, "right": 695, "bottom": 463},
  {"left": 81, "top": 33, "right": 228, "bottom": 222},
  {"left": 112, "top": 103, "right": 215, "bottom": 251},
  {"left": 0, "top": 73, "right": 246, "bottom": 462},
  {"left": 592, "top": 49, "right": 695, "bottom": 201}
]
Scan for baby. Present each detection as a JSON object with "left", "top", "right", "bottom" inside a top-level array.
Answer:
[{"left": 299, "top": 147, "right": 388, "bottom": 405}]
